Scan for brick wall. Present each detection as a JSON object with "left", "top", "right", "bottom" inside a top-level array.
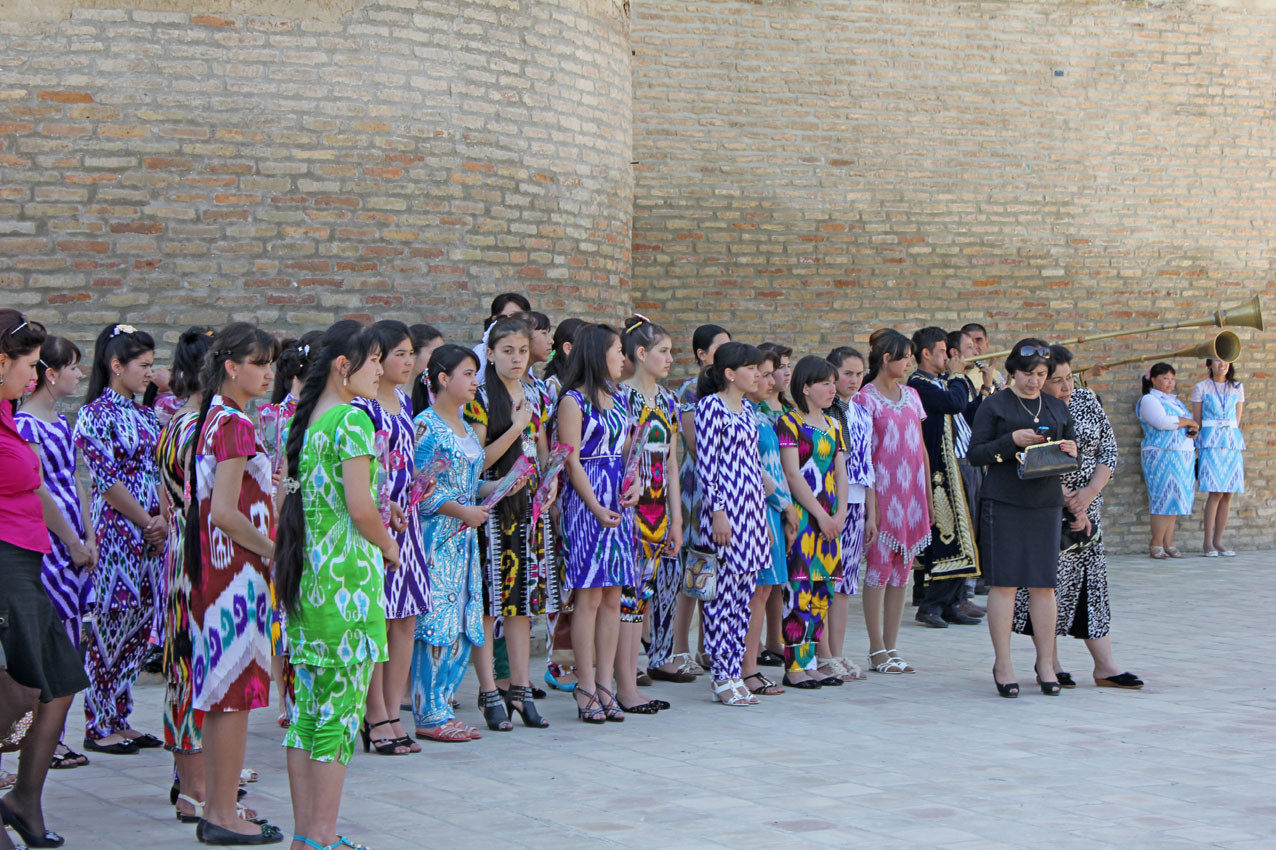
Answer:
[
  {"left": 632, "top": 0, "right": 1276, "bottom": 553},
  {"left": 0, "top": 0, "right": 633, "bottom": 353}
]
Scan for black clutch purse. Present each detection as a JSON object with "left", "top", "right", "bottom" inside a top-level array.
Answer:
[{"left": 1016, "top": 440, "right": 1079, "bottom": 480}]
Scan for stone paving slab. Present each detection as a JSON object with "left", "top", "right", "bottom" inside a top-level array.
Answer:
[{"left": 14, "top": 550, "right": 1275, "bottom": 849}]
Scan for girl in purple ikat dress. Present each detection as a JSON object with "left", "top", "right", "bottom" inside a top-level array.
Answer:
[{"left": 557, "top": 323, "right": 642, "bottom": 724}]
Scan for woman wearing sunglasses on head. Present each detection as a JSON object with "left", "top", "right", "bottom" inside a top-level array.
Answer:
[{"left": 967, "top": 339, "right": 1077, "bottom": 699}]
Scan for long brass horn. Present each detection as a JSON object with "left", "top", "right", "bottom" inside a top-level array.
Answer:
[
  {"left": 983, "top": 294, "right": 1264, "bottom": 360},
  {"left": 1074, "top": 331, "right": 1242, "bottom": 374}
]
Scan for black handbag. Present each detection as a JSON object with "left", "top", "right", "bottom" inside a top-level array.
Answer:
[
  {"left": 1016, "top": 440, "right": 1079, "bottom": 480},
  {"left": 1060, "top": 511, "right": 1100, "bottom": 554}
]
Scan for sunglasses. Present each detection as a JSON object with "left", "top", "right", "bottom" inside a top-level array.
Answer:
[{"left": 1018, "top": 345, "right": 1052, "bottom": 359}]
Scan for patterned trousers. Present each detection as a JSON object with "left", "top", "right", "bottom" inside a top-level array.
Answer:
[
  {"left": 83, "top": 605, "right": 151, "bottom": 739},
  {"left": 643, "top": 556, "right": 681, "bottom": 667},
  {"left": 834, "top": 502, "right": 866, "bottom": 595},
  {"left": 411, "top": 636, "right": 474, "bottom": 729},
  {"left": 702, "top": 569, "right": 757, "bottom": 681},
  {"left": 782, "top": 579, "right": 830, "bottom": 673},
  {"left": 619, "top": 553, "right": 661, "bottom": 625}
]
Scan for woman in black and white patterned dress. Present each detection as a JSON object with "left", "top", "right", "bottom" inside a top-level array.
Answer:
[{"left": 1013, "top": 346, "right": 1143, "bottom": 689}]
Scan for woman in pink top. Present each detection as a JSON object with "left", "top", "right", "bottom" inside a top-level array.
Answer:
[
  {"left": 0, "top": 309, "right": 89, "bottom": 850},
  {"left": 853, "top": 330, "right": 931, "bottom": 676}
]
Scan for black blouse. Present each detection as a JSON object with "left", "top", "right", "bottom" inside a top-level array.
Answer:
[{"left": 967, "top": 389, "right": 1076, "bottom": 508}]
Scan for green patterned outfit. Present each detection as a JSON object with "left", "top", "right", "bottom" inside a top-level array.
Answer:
[{"left": 282, "top": 405, "right": 387, "bottom": 765}]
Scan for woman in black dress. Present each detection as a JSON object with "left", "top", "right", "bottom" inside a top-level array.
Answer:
[
  {"left": 0, "top": 310, "right": 89, "bottom": 849},
  {"left": 967, "top": 339, "right": 1077, "bottom": 698}
]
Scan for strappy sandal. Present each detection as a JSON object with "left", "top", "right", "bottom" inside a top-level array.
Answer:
[
  {"left": 731, "top": 678, "right": 759, "bottom": 704},
  {"left": 359, "top": 719, "right": 411, "bottom": 755},
  {"left": 504, "top": 684, "right": 550, "bottom": 728},
  {"left": 886, "top": 649, "right": 915, "bottom": 673},
  {"left": 867, "top": 649, "right": 905, "bottom": 674},
  {"left": 671, "top": 652, "right": 704, "bottom": 676},
  {"left": 574, "top": 688, "right": 606, "bottom": 724},
  {"left": 176, "top": 794, "right": 270, "bottom": 826},
  {"left": 1149, "top": 546, "right": 1168, "bottom": 559},
  {"left": 416, "top": 719, "right": 476, "bottom": 743},
  {"left": 239, "top": 768, "right": 258, "bottom": 784},
  {"left": 596, "top": 685, "right": 625, "bottom": 722},
  {"left": 1164, "top": 546, "right": 1185, "bottom": 559},
  {"left": 294, "top": 837, "right": 370, "bottom": 850},
  {"left": 478, "top": 689, "right": 512, "bottom": 731},
  {"left": 50, "top": 745, "right": 89, "bottom": 769},
  {"left": 710, "top": 678, "right": 753, "bottom": 706},
  {"left": 743, "top": 672, "right": 785, "bottom": 695},
  {"left": 835, "top": 656, "right": 867, "bottom": 680}
]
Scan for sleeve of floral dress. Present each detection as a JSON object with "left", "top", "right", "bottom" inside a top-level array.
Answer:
[
  {"left": 412, "top": 413, "right": 449, "bottom": 516},
  {"left": 210, "top": 409, "right": 256, "bottom": 462},
  {"left": 694, "top": 397, "right": 726, "bottom": 513},
  {"left": 74, "top": 404, "right": 123, "bottom": 491}
]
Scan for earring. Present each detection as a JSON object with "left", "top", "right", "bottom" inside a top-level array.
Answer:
[{"left": 342, "top": 374, "right": 348, "bottom": 387}]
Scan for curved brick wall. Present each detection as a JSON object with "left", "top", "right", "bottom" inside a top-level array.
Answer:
[
  {"left": 632, "top": 1, "right": 1275, "bottom": 553},
  {"left": 0, "top": 0, "right": 633, "bottom": 347}
]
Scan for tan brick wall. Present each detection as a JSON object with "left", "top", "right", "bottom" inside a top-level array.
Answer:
[
  {"left": 0, "top": 0, "right": 633, "bottom": 351},
  {"left": 632, "top": 0, "right": 1276, "bottom": 553}
]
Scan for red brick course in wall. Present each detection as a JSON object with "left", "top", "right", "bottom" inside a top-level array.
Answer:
[{"left": 631, "top": 1, "right": 1275, "bottom": 553}]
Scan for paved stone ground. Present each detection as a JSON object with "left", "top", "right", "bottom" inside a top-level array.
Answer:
[{"left": 13, "top": 550, "right": 1275, "bottom": 849}]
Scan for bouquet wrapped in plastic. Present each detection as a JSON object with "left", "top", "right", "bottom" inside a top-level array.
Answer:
[
  {"left": 529, "top": 442, "right": 574, "bottom": 527},
  {"left": 443, "top": 454, "right": 534, "bottom": 542},
  {"left": 374, "top": 430, "right": 392, "bottom": 524},
  {"left": 258, "top": 404, "right": 282, "bottom": 475},
  {"left": 409, "top": 454, "right": 449, "bottom": 509},
  {"left": 620, "top": 421, "right": 653, "bottom": 496}
]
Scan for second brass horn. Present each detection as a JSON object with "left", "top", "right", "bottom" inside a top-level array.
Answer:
[
  {"left": 983, "top": 294, "right": 1264, "bottom": 360},
  {"left": 1075, "top": 331, "right": 1242, "bottom": 373}
]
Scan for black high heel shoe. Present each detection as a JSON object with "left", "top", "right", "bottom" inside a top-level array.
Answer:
[
  {"left": 574, "top": 688, "right": 606, "bottom": 724},
  {"left": 359, "top": 719, "right": 410, "bottom": 754},
  {"left": 0, "top": 798, "right": 64, "bottom": 848},
  {"left": 1039, "top": 680, "right": 1062, "bottom": 696},
  {"left": 596, "top": 685, "right": 625, "bottom": 722},
  {"left": 504, "top": 685, "right": 550, "bottom": 728},
  {"left": 993, "top": 668, "right": 1019, "bottom": 699},
  {"left": 478, "top": 689, "right": 513, "bottom": 731},
  {"left": 1034, "top": 664, "right": 1075, "bottom": 689}
]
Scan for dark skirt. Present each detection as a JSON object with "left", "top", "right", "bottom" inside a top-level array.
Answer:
[
  {"left": 979, "top": 500, "right": 1061, "bottom": 589},
  {"left": 0, "top": 540, "right": 88, "bottom": 702}
]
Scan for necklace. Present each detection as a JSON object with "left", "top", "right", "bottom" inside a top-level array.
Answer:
[{"left": 1014, "top": 392, "right": 1043, "bottom": 423}]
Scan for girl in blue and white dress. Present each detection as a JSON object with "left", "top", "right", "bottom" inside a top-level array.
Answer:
[
  {"left": 1136, "top": 363, "right": 1198, "bottom": 559},
  {"left": 695, "top": 342, "right": 769, "bottom": 708},
  {"left": 411, "top": 345, "right": 489, "bottom": 743},
  {"left": 1191, "top": 357, "right": 1245, "bottom": 557}
]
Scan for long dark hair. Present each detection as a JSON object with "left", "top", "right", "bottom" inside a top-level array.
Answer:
[
  {"left": 271, "top": 330, "right": 322, "bottom": 404},
  {"left": 33, "top": 335, "right": 81, "bottom": 393},
  {"left": 1206, "top": 357, "right": 1238, "bottom": 387},
  {"left": 481, "top": 317, "right": 535, "bottom": 524},
  {"left": 185, "top": 322, "right": 280, "bottom": 585},
  {"left": 865, "top": 330, "right": 910, "bottom": 385},
  {"left": 1142, "top": 362, "right": 1175, "bottom": 395},
  {"left": 692, "top": 324, "right": 730, "bottom": 366},
  {"left": 408, "top": 323, "right": 443, "bottom": 413},
  {"left": 560, "top": 323, "right": 620, "bottom": 406},
  {"left": 542, "top": 317, "right": 586, "bottom": 382},
  {"left": 170, "top": 327, "right": 215, "bottom": 400},
  {"left": 697, "top": 341, "right": 762, "bottom": 398},
  {"left": 85, "top": 323, "right": 155, "bottom": 404},
  {"left": 790, "top": 355, "right": 837, "bottom": 414},
  {"left": 428, "top": 344, "right": 480, "bottom": 397},
  {"left": 275, "top": 320, "right": 378, "bottom": 615}
]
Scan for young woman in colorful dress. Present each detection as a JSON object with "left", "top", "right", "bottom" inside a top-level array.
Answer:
[
  {"left": 558, "top": 324, "right": 640, "bottom": 722},
  {"left": 1191, "top": 357, "right": 1244, "bottom": 557},
  {"left": 408, "top": 323, "right": 443, "bottom": 415},
  {"left": 464, "top": 316, "right": 554, "bottom": 731},
  {"left": 186, "top": 322, "right": 283, "bottom": 844},
  {"left": 411, "top": 345, "right": 489, "bottom": 742},
  {"left": 616, "top": 316, "right": 681, "bottom": 714},
  {"left": 0, "top": 310, "right": 89, "bottom": 850},
  {"left": 738, "top": 350, "right": 791, "bottom": 696},
  {"left": 153, "top": 328, "right": 215, "bottom": 822},
  {"left": 853, "top": 331, "right": 929, "bottom": 676},
  {"left": 73, "top": 323, "right": 166, "bottom": 754},
  {"left": 819, "top": 346, "right": 874, "bottom": 682},
  {"left": 352, "top": 321, "right": 432, "bottom": 756},
  {"left": 695, "top": 342, "right": 769, "bottom": 707},
  {"left": 661, "top": 324, "right": 730, "bottom": 680},
  {"left": 754, "top": 341, "right": 794, "bottom": 666},
  {"left": 1136, "top": 363, "right": 1198, "bottom": 558},
  {"left": 274, "top": 320, "right": 400, "bottom": 850},
  {"left": 775, "top": 357, "right": 848, "bottom": 689},
  {"left": 15, "top": 335, "right": 95, "bottom": 771}
]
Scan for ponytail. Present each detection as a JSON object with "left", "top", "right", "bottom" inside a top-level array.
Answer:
[
  {"left": 864, "top": 330, "right": 910, "bottom": 385},
  {"left": 697, "top": 341, "right": 762, "bottom": 398}
]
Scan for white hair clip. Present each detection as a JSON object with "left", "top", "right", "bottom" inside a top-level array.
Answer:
[{"left": 281, "top": 477, "right": 302, "bottom": 494}]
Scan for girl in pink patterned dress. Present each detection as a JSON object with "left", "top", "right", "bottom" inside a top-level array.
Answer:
[{"left": 853, "top": 330, "right": 931, "bottom": 676}]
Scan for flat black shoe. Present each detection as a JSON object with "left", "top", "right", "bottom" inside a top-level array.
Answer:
[
  {"left": 915, "top": 611, "right": 948, "bottom": 629},
  {"left": 993, "top": 669, "right": 1019, "bottom": 699},
  {"left": 817, "top": 676, "right": 844, "bottom": 687},
  {"left": 648, "top": 698, "right": 671, "bottom": 710},
  {"left": 0, "top": 798, "right": 64, "bottom": 848},
  {"left": 123, "top": 732, "right": 163, "bottom": 749},
  {"left": 195, "top": 818, "right": 284, "bottom": 845},
  {"left": 82, "top": 736, "right": 138, "bottom": 755},
  {"left": 530, "top": 684, "right": 548, "bottom": 700},
  {"left": 781, "top": 675, "right": 822, "bottom": 690},
  {"left": 1095, "top": 672, "right": 1144, "bottom": 689},
  {"left": 616, "top": 700, "right": 660, "bottom": 715},
  {"left": 757, "top": 649, "right": 784, "bottom": 667}
]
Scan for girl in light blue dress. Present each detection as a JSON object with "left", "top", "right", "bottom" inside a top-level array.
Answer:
[
  {"left": 1191, "top": 358, "right": 1245, "bottom": 556},
  {"left": 1135, "top": 363, "right": 1198, "bottom": 559}
]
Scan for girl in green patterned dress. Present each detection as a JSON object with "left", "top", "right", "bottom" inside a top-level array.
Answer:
[{"left": 274, "top": 320, "right": 403, "bottom": 850}]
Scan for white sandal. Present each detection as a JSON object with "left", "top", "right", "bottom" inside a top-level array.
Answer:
[
  {"left": 239, "top": 767, "right": 258, "bottom": 784},
  {"left": 867, "top": 649, "right": 905, "bottom": 674},
  {"left": 836, "top": 656, "right": 866, "bottom": 680},
  {"left": 887, "top": 648, "right": 916, "bottom": 673},
  {"left": 673, "top": 653, "right": 705, "bottom": 677},
  {"left": 710, "top": 678, "right": 753, "bottom": 706},
  {"left": 731, "top": 678, "right": 759, "bottom": 704}
]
